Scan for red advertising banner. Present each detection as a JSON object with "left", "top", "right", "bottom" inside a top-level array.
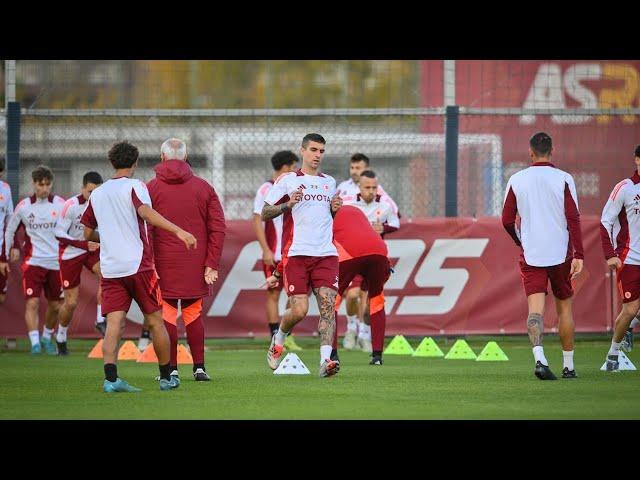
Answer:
[{"left": 0, "top": 217, "right": 613, "bottom": 339}]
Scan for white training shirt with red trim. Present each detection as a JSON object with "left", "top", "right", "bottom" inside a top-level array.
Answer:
[
  {"left": 501, "top": 161, "right": 584, "bottom": 267},
  {"left": 55, "top": 194, "right": 94, "bottom": 261},
  {"left": 4, "top": 194, "right": 65, "bottom": 270},
  {"left": 0, "top": 181, "right": 14, "bottom": 260},
  {"left": 352, "top": 194, "right": 400, "bottom": 235},
  {"left": 337, "top": 178, "right": 399, "bottom": 214},
  {"left": 600, "top": 171, "right": 640, "bottom": 265},
  {"left": 264, "top": 169, "right": 338, "bottom": 258},
  {"left": 253, "top": 180, "right": 283, "bottom": 262},
  {"left": 80, "top": 177, "right": 154, "bottom": 278}
]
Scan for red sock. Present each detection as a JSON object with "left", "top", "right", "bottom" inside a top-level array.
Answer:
[
  {"left": 332, "top": 310, "right": 339, "bottom": 350},
  {"left": 186, "top": 316, "right": 205, "bottom": 366},
  {"left": 164, "top": 320, "right": 178, "bottom": 368},
  {"left": 370, "top": 310, "right": 386, "bottom": 352}
]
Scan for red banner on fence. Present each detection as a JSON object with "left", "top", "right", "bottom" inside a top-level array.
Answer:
[{"left": 0, "top": 217, "right": 613, "bottom": 338}]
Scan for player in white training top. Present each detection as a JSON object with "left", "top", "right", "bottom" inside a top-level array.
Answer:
[
  {"left": 0, "top": 159, "right": 17, "bottom": 305},
  {"left": 600, "top": 144, "right": 640, "bottom": 370},
  {"left": 80, "top": 141, "right": 197, "bottom": 393},
  {"left": 53, "top": 171, "right": 104, "bottom": 355},
  {"left": 262, "top": 133, "right": 343, "bottom": 378},
  {"left": 502, "top": 132, "right": 584, "bottom": 380},
  {"left": 252, "top": 150, "right": 303, "bottom": 351},
  {"left": 0, "top": 166, "right": 65, "bottom": 355}
]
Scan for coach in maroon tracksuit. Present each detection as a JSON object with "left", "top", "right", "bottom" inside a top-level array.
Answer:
[{"left": 148, "top": 138, "right": 225, "bottom": 381}]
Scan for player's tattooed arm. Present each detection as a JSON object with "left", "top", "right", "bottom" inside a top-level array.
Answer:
[
  {"left": 315, "top": 287, "right": 337, "bottom": 346},
  {"left": 261, "top": 202, "right": 286, "bottom": 221},
  {"left": 527, "top": 313, "right": 543, "bottom": 346}
]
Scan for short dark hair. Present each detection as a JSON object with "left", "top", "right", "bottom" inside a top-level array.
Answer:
[
  {"left": 108, "top": 141, "right": 139, "bottom": 169},
  {"left": 32, "top": 165, "right": 54, "bottom": 183},
  {"left": 0, "top": 158, "right": 4, "bottom": 173},
  {"left": 83, "top": 171, "right": 104, "bottom": 186},
  {"left": 529, "top": 132, "right": 553, "bottom": 157},
  {"left": 302, "top": 133, "right": 326, "bottom": 148},
  {"left": 635, "top": 145, "right": 640, "bottom": 158},
  {"left": 351, "top": 153, "right": 370, "bottom": 165},
  {"left": 360, "top": 170, "right": 376, "bottom": 179},
  {"left": 271, "top": 150, "right": 298, "bottom": 171}
]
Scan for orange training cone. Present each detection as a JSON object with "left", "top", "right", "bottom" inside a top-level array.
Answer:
[
  {"left": 136, "top": 343, "right": 159, "bottom": 363},
  {"left": 117, "top": 340, "right": 141, "bottom": 361},
  {"left": 177, "top": 344, "right": 193, "bottom": 364},
  {"left": 87, "top": 339, "right": 104, "bottom": 359}
]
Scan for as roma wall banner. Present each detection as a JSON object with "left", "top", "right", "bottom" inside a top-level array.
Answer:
[{"left": 0, "top": 217, "right": 613, "bottom": 338}]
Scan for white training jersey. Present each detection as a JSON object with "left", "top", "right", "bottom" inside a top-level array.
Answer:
[
  {"left": 503, "top": 162, "right": 581, "bottom": 267},
  {"left": 253, "top": 180, "right": 283, "bottom": 262},
  {"left": 4, "top": 194, "right": 65, "bottom": 270},
  {"left": 0, "top": 181, "right": 14, "bottom": 258},
  {"left": 55, "top": 194, "right": 94, "bottom": 261},
  {"left": 600, "top": 172, "right": 640, "bottom": 265},
  {"left": 337, "top": 178, "right": 399, "bottom": 214},
  {"left": 81, "top": 177, "right": 154, "bottom": 278},
  {"left": 353, "top": 195, "right": 400, "bottom": 229},
  {"left": 264, "top": 169, "right": 338, "bottom": 258}
]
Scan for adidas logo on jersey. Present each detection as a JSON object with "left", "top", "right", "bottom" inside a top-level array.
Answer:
[{"left": 634, "top": 194, "right": 640, "bottom": 202}]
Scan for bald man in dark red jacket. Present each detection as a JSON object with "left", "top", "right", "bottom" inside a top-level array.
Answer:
[{"left": 148, "top": 138, "right": 225, "bottom": 381}]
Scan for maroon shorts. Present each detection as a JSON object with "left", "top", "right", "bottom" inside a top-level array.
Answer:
[
  {"left": 617, "top": 264, "right": 640, "bottom": 303},
  {"left": 519, "top": 258, "right": 573, "bottom": 300},
  {"left": 0, "top": 270, "right": 7, "bottom": 294},
  {"left": 338, "top": 255, "right": 390, "bottom": 298},
  {"left": 21, "top": 264, "right": 63, "bottom": 301},
  {"left": 263, "top": 261, "right": 283, "bottom": 291},
  {"left": 59, "top": 251, "right": 100, "bottom": 290},
  {"left": 283, "top": 255, "right": 339, "bottom": 296},
  {"left": 101, "top": 269, "right": 163, "bottom": 316}
]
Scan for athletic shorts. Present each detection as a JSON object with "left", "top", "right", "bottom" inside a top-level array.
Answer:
[
  {"left": 0, "top": 270, "right": 6, "bottom": 294},
  {"left": 22, "top": 264, "right": 64, "bottom": 301},
  {"left": 617, "top": 264, "right": 640, "bottom": 303},
  {"left": 519, "top": 258, "right": 573, "bottom": 300},
  {"left": 283, "top": 255, "right": 339, "bottom": 296},
  {"left": 101, "top": 269, "right": 162, "bottom": 316},
  {"left": 347, "top": 274, "right": 368, "bottom": 292},
  {"left": 59, "top": 251, "right": 100, "bottom": 290},
  {"left": 338, "top": 255, "right": 390, "bottom": 298},
  {"left": 263, "top": 261, "right": 283, "bottom": 291}
]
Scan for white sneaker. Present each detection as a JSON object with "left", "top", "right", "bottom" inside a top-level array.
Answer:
[
  {"left": 319, "top": 359, "right": 340, "bottom": 377},
  {"left": 267, "top": 334, "right": 284, "bottom": 370},
  {"left": 357, "top": 336, "right": 373, "bottom": 353},
  {"left": 342, "top": 330, "right": 357, "bottom": 350},
  {"left": 137, "top": 337, "right": 151, "bottom": 352}
]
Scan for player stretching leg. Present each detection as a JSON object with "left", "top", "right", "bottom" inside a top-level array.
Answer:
[
  {"left": 262, "top": 133, "right": 342, "bottom": 377},
  {"left": 600, "top": 145, "right": 640, "bottom": 371},
  {"left": 502, "top": 133, "right": 584, "bottom": 380},
  {"left": 81, "top": 141, "right": 197, "bottom": 392}
]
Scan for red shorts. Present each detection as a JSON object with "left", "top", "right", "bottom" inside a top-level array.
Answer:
[
  {"left": 101, "top": 269, "right": 163, "bottom": 316},
  {"left": 519, "top": 258, "right": 573, "bottom": 300},
  {"left": 59, "top": 251, "right": 100, "bottom": 290},
  {"left": 617, "top": 264, "right": 640, "bottom": 303},
  {"left": 22, "top": 264, "right": 63, "bottom": 301},
  {"left": 347, "top": 274, "right": 368, "bottom": 292},
  {"left": 0, "top": 270, "right": 7, "bottom": 294},
  {"left": 283, "top": 255, "right": 338, "bottom": 296},
  {"left": 263, "top": 261, "right": 283, "bottom": 291},
  {"left": 338, "top": 255, "right": 390, "bottom": 298}
]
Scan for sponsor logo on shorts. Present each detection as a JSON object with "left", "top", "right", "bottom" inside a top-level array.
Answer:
[
  {"left": 26, "top": 288, "right": 33, "bottom": 295},
  {"left": 625, "top": 291, "right": 632, "bottom": 299},
  {"left": 289, "top": 285, "right": 295, "bottom": 292},
  {"left": 63, "top": 280, "right": 69, "bottom": 287}
]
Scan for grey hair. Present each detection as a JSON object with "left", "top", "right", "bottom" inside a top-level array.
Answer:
[{"left": 160, "top": 138, "right": 187, "bottom": 161}]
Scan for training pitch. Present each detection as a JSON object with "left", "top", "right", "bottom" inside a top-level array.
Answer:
[{"left": 1, "top": 335, "right": 638, "bottom": 420}]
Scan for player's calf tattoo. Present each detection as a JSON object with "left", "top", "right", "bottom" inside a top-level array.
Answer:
[
  {"left": 527, "top": 313, "right": 544, "bottom": 346},
  {"left": 316, "top": 287, "right": 337, "bottom": 345}
]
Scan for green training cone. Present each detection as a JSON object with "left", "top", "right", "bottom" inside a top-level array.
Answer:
[
  {"left": 444, "top": 339, "right": 477, "bottom": 359},
  {"left": 476, "top": 341, "right": 509, "bottom": 361},
  {"left": 412, "top": 337, "right": 444, "bottom": 357},
  {"left": 383, "top": 335, "right": 414, "bottom": 355}
]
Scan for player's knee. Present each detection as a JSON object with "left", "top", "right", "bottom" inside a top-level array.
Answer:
[{"left": 0, "top": 294, "right": 5, "bottom": 305}]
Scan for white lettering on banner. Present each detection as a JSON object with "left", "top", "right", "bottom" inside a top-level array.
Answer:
[
  {"left": 396, "top": 239, "right": 489, "bottom": 315},
  {"left": 384, "top": 240, "right": 426, "bottom": 289}
]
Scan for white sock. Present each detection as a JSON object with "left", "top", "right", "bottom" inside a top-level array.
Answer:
[
  {"left": 562, "top": 350, "right": 574, "bottom": 370},
  {"left": 357, "top": 322, "right": 371, "bottom": 340},
  {"left": 608, "top": 341, "right": 621, "bottom": 357},
  {"left": 532, "top": 346, "right": 548, "bottom": 366},
  {"left": 320, "top": 345, "right": 333, "bottom": 363},
  {"left": 42, "top": 327, "right": 54, "bottom": 341},
  {"left": 275, "top": 327, "right": 287, "bottom": 346},
  {"left": 96, "top": 304, "right": 103, "bottom": 323},
  {"left": 630, "top": 317, "right": 639, "bottom": 329},
  {"left": 56, "top": 325, "right": 68, "bottom": 343},
  {"left": 28, "top": 330, "right": 40, "bottom": 347},
  {"left": 346, "top": 315, "right": 358, "bottom": 332}
]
